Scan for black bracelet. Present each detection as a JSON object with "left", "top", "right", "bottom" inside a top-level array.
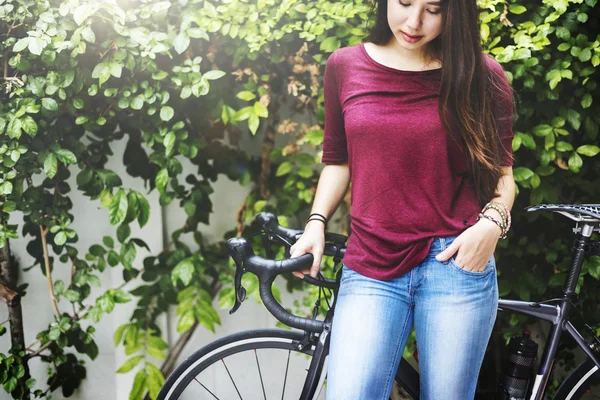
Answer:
[
  {"left": 306, "top": 218, "right": 327, "bottom": 229},
  {"left": 308, "top": 213, "right": 328, "bottom": 223}
]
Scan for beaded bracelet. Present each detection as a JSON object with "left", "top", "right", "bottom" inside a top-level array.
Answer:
[
  {"left": 483, "top": 203, "right": 507, "bottom": 228},
  {"left": 478, "top": 213, "right": 507, "bottom": 239},
  {"left": 490, "top": 200, "right": 512, "bottom": 233}
]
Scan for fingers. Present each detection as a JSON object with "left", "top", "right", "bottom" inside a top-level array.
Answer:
[
  {"left": 435, "top": 240, "right": 460, "bottom": 262},
  {"left": 310, "top": 247, "right": 323, "bottom": 278}
]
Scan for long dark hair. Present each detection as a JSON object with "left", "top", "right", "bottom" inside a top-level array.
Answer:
[{"left": 365, "top": 0, "right": 513, "bottom": 205}]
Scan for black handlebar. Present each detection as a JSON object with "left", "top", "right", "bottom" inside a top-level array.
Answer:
[{"left": 225, "top": 212, "right": 348, "bottom": 333}]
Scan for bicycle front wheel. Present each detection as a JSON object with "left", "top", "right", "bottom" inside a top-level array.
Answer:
[
  {"left": 554, "top": 357, "right": 600, "bottom": 399},
  {"left": 158, "top": 329, "right": 327, "bottom": 400}
]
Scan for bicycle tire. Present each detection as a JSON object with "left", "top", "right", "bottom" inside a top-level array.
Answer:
[
  {"left": 554, "top": 357, "right": 600, "bottom": 399},
  {"left": 157, "top": 329, "right": 327, "bottom": 400}
]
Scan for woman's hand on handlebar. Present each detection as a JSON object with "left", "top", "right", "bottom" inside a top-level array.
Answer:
[{"left": 289, "top": 220, "right": 325, "bottom": 278}]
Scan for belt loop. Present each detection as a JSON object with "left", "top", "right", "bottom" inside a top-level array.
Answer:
[{"left": 439, "top": 236, "right": 446, "bottom": 251}]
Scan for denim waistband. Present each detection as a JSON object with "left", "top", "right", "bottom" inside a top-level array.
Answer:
[{"left": 428, "top": 234, "right": 461, "bottom": 254}]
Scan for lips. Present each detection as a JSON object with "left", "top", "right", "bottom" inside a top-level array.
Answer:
[{"left": 402, "top": 31, "right": 423, "bottom": 43}]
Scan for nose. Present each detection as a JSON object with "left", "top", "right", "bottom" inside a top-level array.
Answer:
[{"left": 406, "top": 9, "right": 423, "bottom": 31}]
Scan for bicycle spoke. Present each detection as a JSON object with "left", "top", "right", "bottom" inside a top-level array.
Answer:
[
  {"left": 193, "top": 377, "right": 220, "bottom": 400},
  {"left": 280, "top": 350, "right": 291, "bottom": 400},
  {"left": 254, "top": 349, "right": 267, "bottom": 400},
  {"left": 222, "top": 359, "right": 244, "bottom": 400}
]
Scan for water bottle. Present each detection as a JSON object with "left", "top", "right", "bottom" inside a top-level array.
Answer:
[{"left": 497, "top": 330, "right": 538, "bottom": 400}]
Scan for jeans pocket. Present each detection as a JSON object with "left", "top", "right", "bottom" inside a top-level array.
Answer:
[{"left": 449, "top": 254, "right": 496, "bottom": 277}]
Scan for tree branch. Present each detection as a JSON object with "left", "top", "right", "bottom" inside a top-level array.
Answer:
[
  {"left": 40, "top": 225, "right": 61, "bottom": 317},
  {"left": 0, "top": 283, "right": 18, "bottom": 306}
]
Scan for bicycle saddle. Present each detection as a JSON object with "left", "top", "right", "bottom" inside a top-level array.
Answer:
[{"left": 526, "top": 204, "right": 600, "bottom": 223}]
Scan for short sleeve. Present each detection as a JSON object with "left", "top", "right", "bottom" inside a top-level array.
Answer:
[
  {"left": 321, "top": 51, "right": 348, "bottom": 165},
  {"left": 487, "top": 56, "right": 515, "bottom": 166}
]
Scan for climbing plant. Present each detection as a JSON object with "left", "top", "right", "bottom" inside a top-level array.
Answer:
[{"left": 0, "top": 0, "right": 598, "bottom": 398}]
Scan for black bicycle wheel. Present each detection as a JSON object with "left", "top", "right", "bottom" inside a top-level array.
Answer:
[
  {"left": 554, "top": 358, "right": 600, "bottom": 399},
  {"left": 157, "top": 329, "right": 327, "bottom": 400}
]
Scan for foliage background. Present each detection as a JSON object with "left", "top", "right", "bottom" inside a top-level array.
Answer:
[{"left": 0, "top": 0, "right": 599, "bottom": 398}]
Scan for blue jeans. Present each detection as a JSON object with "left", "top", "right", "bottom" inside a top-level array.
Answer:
[{"left": 326, "top": 234, "right": 498, "bottom": 400}]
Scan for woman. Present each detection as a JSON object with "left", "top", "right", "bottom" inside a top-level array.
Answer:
[{"left": 290, "top": 0, "right": 516, "bottom": 398}]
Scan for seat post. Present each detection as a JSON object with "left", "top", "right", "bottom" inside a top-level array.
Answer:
[{"left": 563, "top": 223, "right": 595, "bottom": 297}]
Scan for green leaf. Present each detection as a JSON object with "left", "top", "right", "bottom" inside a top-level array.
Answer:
[
  {"left": 576, "top": 145, "right": 600, "bottom": 157},
  {"left": 74, "top": 4, "right": 92, "bottom": 25},
  {"left": 555, "top": 141, "right": 573, "bottom": 152},
  {"left": 513, "top": 167, "right": 534, "bottom": 182},
  {"left": 44, "top": 153, "right": 58, "bottom": 178},
  {"left": 134, "top": 192, "right": 150, "bottom": 227},
  {"left": 54, "top": 149, "right": 77, "bottom": 164},
  {"left": 99, "top": 293, "right": 115, "bottom": 313},
  {"left": 13, "top": 37, "right": 29, "bottom": 52},
  {"left": 103, "top": 236, "right": 115, "bottom": 248},
  {"left": 581, "top": 94, "right": 592, "bottom": 109},
  {"left": 164, "top": 132, "right": 176, "bottom": 156},
  {"left": 533, "top": 124, "right": 553, "bottom": 137},
  {"left": 254, "top": 101, "right": 268, "bottom": 118},
  {"left": 146, "top": 363, "right": 165, "bottom": 399},
  {"left": 508, "top": 4, "right": 527, "bottom": 14},
  {"left": 42, "top": 98, "right": 58, "bottom": 111},
  {"left": 82, "top": 26, "right": 96, "bottom": 43},
  {"left": 579, "top": 48, "right": 592, "bottom": 62},
  {"left": 180, "top": 86, "right": 192, "bottom": 99},
  {"left": 155, "top": 168, "right": 168, "bottom": 193},
  {"left": 160, "top": 106, "right": 174, "bottom": 122},
  {"left": 55, "top": 231, "right": 67, "bottom": 246},
  {"left": 64, "top": 289, "right": 80, "bottom": 302},
  {"left": 320, "top": 36, "right": 340, "bottom": 52},
  {"left": 117, "top": 355, "right": 144, "bottom": 373},
  {"left": 567, "top": 109, "right": 581, "bottom": 130},
  {"left": 129, "top": 370, "right": 147, "bottom": 400},
  {"left": 203, "top": 70, "right": 226, "bottom": 80},
  {"left": 7, "top": 118, "right": 22, "bottom": 139},
  {"left": 184, "top": 200, "right": 196, "bottom": 217},
  {"left": 3, "top": 377, "right": 17, "bottom": 393},
  {"left": 22, "top": 116, "right": 38, "bottom": 136},
  {"left": 113, "top": 324, "right": 128, "bottom": 346},
  {"left": 248, "top": 113, "right": 260, "bottom": 135},
  {"left": 109, "top": 189, "right": 128, "bottom": 225},
  {"left": 176, "top": 309, "right": 196, "bottom": 333},
  {"left": 120, "top": 241, "right": 136, "bottom": 269},
  {"left": 116, "top": 224, "right": 130, "bottom": 244},
  {"left": 276, "top": 161, "right": 293, "bottom": 176},
  {"left": 568, "top": 152, "right": 583, "bottom": 172},
  {"left": 237, "top": 91, "right": 256, "bottom": 101},
  {"left": 146, "top": 336, "right": 168, "bottom": 350},
  {"left": 28, "top": 37, "right": 46, "bottom": 55},
  {"left": 147, "top": 346, "right": 166, "bottom": 360},
  {"left": 173, "top": 32, "right": 190, "bottom": 54},
  {"left": 0, "top": 182, "right": 13, "bottom": 195},
  {"left": 172, "top": 258, "right": 195, "bottom": 286},
  {"left": 114, "top": 289, "right": 131, "bottom": 303},
  {"left": 75, "top": 116, "right": 88, "bottom": 125},
  {"left": 130, "top": 96, "right": 144, "bottom": 110}
]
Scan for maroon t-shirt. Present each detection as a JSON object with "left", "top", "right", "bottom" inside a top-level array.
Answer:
[{"left": 322, "top": 43, "right": 514, "bottom": 281}]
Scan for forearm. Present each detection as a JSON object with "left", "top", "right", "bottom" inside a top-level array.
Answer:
[
  {"left": 310, "top": 164, "right": 350, "bottom": 220},
  {"left": 490, "top": 167, "right": 516, "bottom": 211},
  {"left": 481, "top": 166, "right": 516, "bottom": 235}
]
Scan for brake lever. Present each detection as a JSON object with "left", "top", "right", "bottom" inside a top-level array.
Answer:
[{"left": 227, "top": 239, "right": 248, "bottom": 315}]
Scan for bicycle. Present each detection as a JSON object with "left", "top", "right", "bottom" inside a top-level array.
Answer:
[{"left": 157, "top": 204, "right": 600, "bottom": 400}]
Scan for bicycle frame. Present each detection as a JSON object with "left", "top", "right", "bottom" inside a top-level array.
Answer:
[{"left": 498, "top": 222, "right": 600, "bottom": 400}]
